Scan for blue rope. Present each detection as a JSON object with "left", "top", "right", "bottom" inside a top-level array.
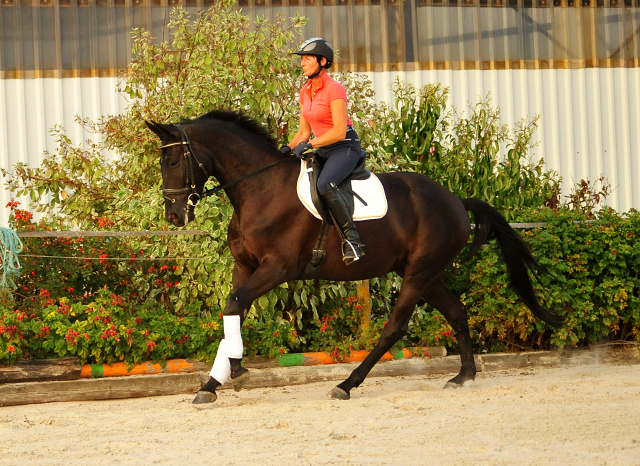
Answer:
[{"left": 0, "top": 227, "right": 23, "bottom": 293}]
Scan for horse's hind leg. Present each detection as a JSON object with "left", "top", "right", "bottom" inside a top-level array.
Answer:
[
  {"left": 328, "top": 279, "right": 423, "bottom": 400},
  {"left": 423, "top": 279, "right": 476, "bottom": 388}
]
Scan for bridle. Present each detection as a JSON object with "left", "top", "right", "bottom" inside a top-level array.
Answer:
[
  {"left": 160, "top": 124, "right": 209, "bottom": 209},
  {"left": 159, "top": 123, "right": 296, "bottom": 211}
]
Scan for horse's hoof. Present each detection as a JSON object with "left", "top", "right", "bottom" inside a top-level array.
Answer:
[
  {"left": 192, "top": 391, "right": 217, "bottom": 405},
  {"left": 443, "top": 381, "right": 462, "bottom": 390},
  {"left": 231, "top": 370, "right": 250, "bottom": 392},
  {"left": 328, "top": 386, "right": 350, "bottom": 400}
]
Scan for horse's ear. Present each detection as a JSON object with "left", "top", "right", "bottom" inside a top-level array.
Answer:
[{"left": 145, "top": 120, "right": 178, "bottom": 141}]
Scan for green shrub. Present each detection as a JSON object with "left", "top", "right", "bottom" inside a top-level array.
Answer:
[
  {"left": 459, "top": 207, "right": 640, "bottom": 352},
  {"left": 365, "top": 81, "right": 559, "bottom": 221}
]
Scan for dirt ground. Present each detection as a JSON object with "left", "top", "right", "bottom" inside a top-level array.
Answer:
[{"left": 1, "top": 362, "right": 639, "bottom": 466}]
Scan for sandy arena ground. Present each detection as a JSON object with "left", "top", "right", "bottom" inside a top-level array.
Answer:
[{"left": 1, "top": 362, "right": 639, "bottom": 466}]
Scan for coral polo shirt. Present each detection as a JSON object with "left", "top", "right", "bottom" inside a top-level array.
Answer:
[{"left": 300, "top": 72, "right": 354, "bottom": 138}]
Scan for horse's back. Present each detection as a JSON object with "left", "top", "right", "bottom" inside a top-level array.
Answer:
[
  {"left": 374, "top": 171, "right": 471, "bottom": 254},
  {"left": 378, "top": 171, "right": 468, "bottom": 223}
]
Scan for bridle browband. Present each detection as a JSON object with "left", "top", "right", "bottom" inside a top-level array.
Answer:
[{"left": 159, "top": 123, "right": 295, "bottom": 210}]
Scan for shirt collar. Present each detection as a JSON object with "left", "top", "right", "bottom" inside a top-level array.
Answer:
[{"left": 305, "top": 71, "right": 330, "bottom": 92}]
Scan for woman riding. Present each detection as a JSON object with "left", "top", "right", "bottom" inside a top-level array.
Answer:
[{"left": 280, "top": 37, "right": 365, "bottom": 266}]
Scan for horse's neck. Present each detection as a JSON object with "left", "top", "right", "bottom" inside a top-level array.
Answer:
[{"left": 209, "top": 136, "right": 290, "bottom": 210}]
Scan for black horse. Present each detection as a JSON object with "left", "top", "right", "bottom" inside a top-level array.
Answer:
[{"left": 146, "top": 110, "right": 562, "bottom": 403}]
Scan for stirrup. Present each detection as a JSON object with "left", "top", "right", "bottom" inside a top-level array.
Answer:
[{"left": 341, "top": 241, "right": 365, "bottom": 266}]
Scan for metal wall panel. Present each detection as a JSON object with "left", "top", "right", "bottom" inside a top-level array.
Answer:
[
  {"left": 0, "top": 77, "right": 128, "bottom": 226},
  {"left": 373, "top": 67, "right": 640, "bottom": 213},
  {"left": 1, "top": 1, "right": 639, "bottom": 227},
  {"left": 1, "top": 68, "right": 638, "bottom": 228}
]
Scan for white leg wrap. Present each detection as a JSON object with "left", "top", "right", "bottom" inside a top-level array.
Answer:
[
  {"left": 210, "top": 339, "right": 231, "bottom": 384},
  {"left": 223, "top": 315, "right": 243, "bottom": 359},
  {"left": 209, "top": 315, "right": 243, "bottom": 384}
]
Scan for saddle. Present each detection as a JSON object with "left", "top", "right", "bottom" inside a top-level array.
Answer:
[
  {"left": 297, "top": 154, "right": 388, "bottom": 278},
  {"left": 297, "top": 155, "right": 388, "bottom": 223},
  {"left": 307, "top": 154, "right": 370, "bottom": 222}
]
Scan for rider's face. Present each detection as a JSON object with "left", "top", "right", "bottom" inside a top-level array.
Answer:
[{"left": 300, "top": 55, "right": 326, "bottom": 77}]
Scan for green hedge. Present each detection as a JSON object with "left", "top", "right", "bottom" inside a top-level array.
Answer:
[{"left": 458, "top": 207, "right": 640, "bottom": 353}]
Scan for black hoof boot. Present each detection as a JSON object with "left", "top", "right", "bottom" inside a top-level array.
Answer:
[
  {"left": 230, "top": 358, "right": 250, "bottom": 392},
  {"left": 192, "top": 391, "right": 217, "bottom": 404},
  {"left": 193, "top": 376, "right": 220, "bottom": 404}
]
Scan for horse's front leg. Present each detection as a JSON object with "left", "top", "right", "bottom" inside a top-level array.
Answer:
[{"left": 193, "top": 260, "right": 286, "bottom": 405}]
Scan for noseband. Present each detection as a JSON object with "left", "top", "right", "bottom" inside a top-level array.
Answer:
[{"left": 160, "top": 124, "right": 208, "bottom": 209}]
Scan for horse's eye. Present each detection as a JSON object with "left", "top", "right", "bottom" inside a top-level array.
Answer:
[{"left": 168, "top": 158, "right": 180, "bottom": 168}]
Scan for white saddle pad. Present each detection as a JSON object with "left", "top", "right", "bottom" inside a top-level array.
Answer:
[{"left": 296, "top": 160, "right": 388, "bottom": 221}]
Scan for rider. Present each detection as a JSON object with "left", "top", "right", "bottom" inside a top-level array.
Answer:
[{"left": 280, "top": 37, "right": 365, "bottom": 266}]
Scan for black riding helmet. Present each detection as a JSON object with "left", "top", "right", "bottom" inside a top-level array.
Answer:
[{"left": 293, "top": 37, "right": 334, "bottom": 70}]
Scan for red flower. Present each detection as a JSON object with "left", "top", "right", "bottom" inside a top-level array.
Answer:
[{"left": 97, "top": 217, "right": 115, "bottom": 228}]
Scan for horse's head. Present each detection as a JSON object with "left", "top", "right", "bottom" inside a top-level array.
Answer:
[{"left": 146, "top": 121, "right": 211, "bottom": 227}]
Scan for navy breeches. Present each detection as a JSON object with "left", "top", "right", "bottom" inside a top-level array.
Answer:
[{"left": 315, "top": 130, "right": 364, "bottom": 196}]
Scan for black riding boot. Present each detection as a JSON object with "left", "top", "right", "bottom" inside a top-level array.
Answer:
[{"left": 321, "top": 183, "right": 365, "bottom": 265}]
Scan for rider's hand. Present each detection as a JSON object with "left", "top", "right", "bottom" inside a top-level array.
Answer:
[
  {"left": 279, "top": 145, "right": 292, "bottom": 155},
  {"left": 292, "top": 142, "right": 313, "bottom": 159}
]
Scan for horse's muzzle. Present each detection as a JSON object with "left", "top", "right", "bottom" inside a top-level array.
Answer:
[{"left": 167, "top": 209, "right": 194, "bottom": 227}]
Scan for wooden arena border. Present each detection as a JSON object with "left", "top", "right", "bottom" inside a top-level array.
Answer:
[
  {"left": 1, "top": 344, "right": 637, "bottom": 407},
  {"left": 0, "top": 347, "right": 447, "bottom": 385}
]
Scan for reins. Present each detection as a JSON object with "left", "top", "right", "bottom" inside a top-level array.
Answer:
[
  {"left": 160, "top": 124, "right": 296, "bottom": 206},
  {"left": 201, "top": 154, "right": 295, "bottom": 198}
]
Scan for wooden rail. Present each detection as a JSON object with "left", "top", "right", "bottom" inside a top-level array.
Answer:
[{"left": 16, "top": 230, "right": 210, "bottom": 238}]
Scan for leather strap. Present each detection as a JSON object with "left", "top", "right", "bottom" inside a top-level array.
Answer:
[{"left": 301, "top": 221, "right": 332, "bottom": 279}]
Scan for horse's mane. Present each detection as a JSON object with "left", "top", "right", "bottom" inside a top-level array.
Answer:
[{"left": 186, "top": 110, "right": 277, "bottom": 149}]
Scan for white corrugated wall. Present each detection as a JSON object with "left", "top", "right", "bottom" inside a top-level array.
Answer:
[
  {"left": 372, "top": 67, "right": 640, "bottom": 213},
  {"left": 1, "top": 68, "right": 639, "bottom": 227},
  {"left": 0, "top": 77, "right": 128, "bottom": 227},
  {"left": 1, "top": 0, "right": 639, "bottom": 226}
]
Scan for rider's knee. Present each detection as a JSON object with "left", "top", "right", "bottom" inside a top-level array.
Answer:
[{"left": 318, "top": 181, "right": 334, "bottom": 197}]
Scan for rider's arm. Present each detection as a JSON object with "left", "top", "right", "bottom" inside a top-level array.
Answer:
[
  {"left": 308, "top": 98, "right": 348, "bottom": 148},
  {"left": 287, "top": 106, "right": 312, "bottom": 149}
]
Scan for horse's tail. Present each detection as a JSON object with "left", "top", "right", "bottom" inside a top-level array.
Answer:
[{"left": 461, "top": 197, "right": 564, "bottom": 328}]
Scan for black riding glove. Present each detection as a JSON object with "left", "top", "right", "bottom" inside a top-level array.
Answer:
[
  {"left": 279, "top": 145, "right": 292, "bottom": 155},
  {"left": 292, "top": 142, "right": 313, "bottom": 159}
]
